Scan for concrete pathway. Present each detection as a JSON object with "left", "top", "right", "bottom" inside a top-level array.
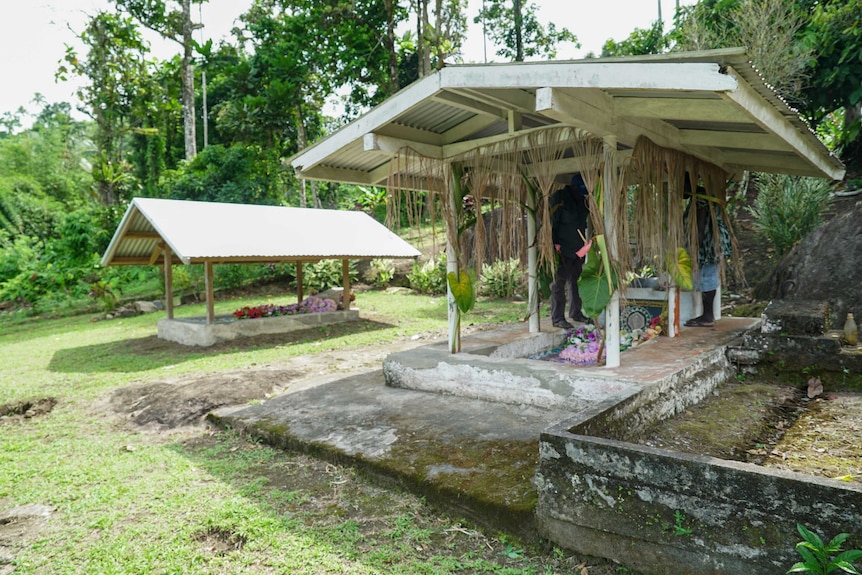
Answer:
[{"left": 209, "top": 317, "right": 759, "bottom": 540}]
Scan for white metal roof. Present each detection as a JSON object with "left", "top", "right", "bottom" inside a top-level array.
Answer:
[
  {"left": 290, "top": 48, "right": 844, "bottom": 185},
  {"left": 101, "top": 197, "right": 421, "bottom": 266}
]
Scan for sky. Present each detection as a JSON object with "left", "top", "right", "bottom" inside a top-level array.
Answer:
[{"left": 0, "top": 0, "right": 696, "bottom": 125}]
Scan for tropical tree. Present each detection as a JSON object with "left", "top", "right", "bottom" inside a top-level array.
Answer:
[
  {"left": 601, "top": 21, "right": 668, "bottom": 57},
  {"left": 473, "top": 0, "right": 577, "bottom": 62},
  {"left": 673, "top": 0, "right": 812, "bottom": 105},
  {"left": 801, "top": 0, "right": 862, "bottom": 166},
  {"left": 112, "top": 0, "right": 205, "bottom": 160},
  {"left": 57, "top": 11, "right": 154, "bottom": 206}
]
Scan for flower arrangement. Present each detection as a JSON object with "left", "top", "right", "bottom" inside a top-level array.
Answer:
[
  {"left": 337, "top": 292, "right": 356, "bottom": 310},
  {"left": 559, "top": 323, "right": 605, "bottom": 365},
  {"left": 534, "top": 320, "right": 662, "bottom": 366},
  {"left": 233, "top": 296, "right": 337, "bottom": 320}
]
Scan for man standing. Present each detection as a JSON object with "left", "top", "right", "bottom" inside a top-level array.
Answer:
[{"left": 550, "top": 174, "right": 590, "bottom": 329}]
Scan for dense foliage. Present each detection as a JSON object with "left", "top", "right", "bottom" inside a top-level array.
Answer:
[{"left": 1, "top": 0, "right": 860, "bottom": 316}]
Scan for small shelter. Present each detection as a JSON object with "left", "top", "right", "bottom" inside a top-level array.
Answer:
[
  {"left": 289, "top": 48, "right": 844, "bottom": 367},
  {"left": 102, "top": 198, "right": 421, "bottom": 337}
]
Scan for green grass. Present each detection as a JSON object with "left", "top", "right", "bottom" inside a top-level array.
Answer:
[{"left": 0, "top": 289, "right": 612, "bottom": 575}]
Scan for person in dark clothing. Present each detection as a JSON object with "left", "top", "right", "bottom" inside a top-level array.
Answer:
[{"left": 550, "top": 174, "right": 590, "bottom": 329}]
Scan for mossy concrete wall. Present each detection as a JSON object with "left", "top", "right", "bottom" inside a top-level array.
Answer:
[
  {"left": 157, "top": 310, "right": 360, "bottom": 346},
  {"left": 536, "top": 421, "right": 862, "bottom": 575}
]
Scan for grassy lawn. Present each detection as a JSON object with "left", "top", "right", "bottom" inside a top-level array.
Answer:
[{"left": 0, "top": 289, "right": 625, "bottom": 575}]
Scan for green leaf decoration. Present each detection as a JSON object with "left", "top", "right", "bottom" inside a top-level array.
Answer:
[
  {"left": 667, "top": 247, "right": 693, "bottom": 291},
  {"left": 578, "top": 238, "right": 618, "bottom": 319},
  {"left": 447, "top": 268, "right": 477, "bottom": 314}
]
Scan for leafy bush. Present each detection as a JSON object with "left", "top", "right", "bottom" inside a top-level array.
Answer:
[
  {"left": 364, "top": 258, "right": 396, "bottom": 288},
  {"left": 480, "top": 258, "right": 523, "bottom": 298},
  {"left": 300, "top": 259, "right": 358, "bottom": 293},
  {"left": 788, "top": 523, "right": 862, "bottom": 574},
  {"left": 746, "top": 174, "right": 834, "bottom": 256},
  {"left": 407, "top": 255, "right": 447, "bottom": 295}
]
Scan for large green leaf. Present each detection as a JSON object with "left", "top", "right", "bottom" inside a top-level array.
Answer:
[
  {"left": 667, "top": 247, "right": 693, "bottom": 291},
  {"left": 578, "top": 238, "right": 618, "bottom": 319},
  {"left": 447, "top": 269, "right": 477, "bottom": 314}
]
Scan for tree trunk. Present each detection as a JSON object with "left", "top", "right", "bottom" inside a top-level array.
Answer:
[
  {"left": 844, "top": 101, "right": 862, "bottom": 166},
  {"left": 296, "top": 103, "right": 308, "bottom": 208},
  {"left": 181, "top": 0, "right": 197, "bottom": 160},
  {"left": 418, "top": 0, "right": 431, "bottom": 77},
  {"left": 385, "top": 0, "right": 399, "bottom": 95},
  {"left": 514, "top": 0, "right": 523, "bottom": 61}
]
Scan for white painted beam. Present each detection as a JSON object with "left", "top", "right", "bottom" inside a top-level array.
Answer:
[
  {"left": 679, "top": 130, "right": 792, "bottom": 151},
  {"left": 364, "top": 133, "right": 444, "bottom": 159},
  {"left": 535, "top": 87, "right": 616, "bottom": 137},
  {"left": 441, "top": 62, "right": 739, "bottom": 92},
  {"left": 290, "top": 73, "right": 443, "bottom": 172},
  {"left": 614, "top": 97, "right": 751, "bottom": 122},
  {"left": 296, "top": 165, "right": 378, "bottom": 186},
  {"left": 431, "top": 91, "right": 504, "bottom": 118}
]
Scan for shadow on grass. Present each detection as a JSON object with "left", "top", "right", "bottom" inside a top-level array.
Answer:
[{"left": 47, "top": 318, "right": 396, "bottom": 373}]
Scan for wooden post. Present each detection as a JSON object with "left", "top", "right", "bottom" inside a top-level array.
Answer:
[
  {"left": 164, "top": 245, "right": 174, "bottom": 320},
  {"left": 604, "top": 136, "right": 621, "bottom": 368},
  {"left": 205, "top": 260, "right": 214, "bottom": 325},
  {"left": 447, "top": 167, "right": 461, "bottom": 353},
  {"left": 342, "top": 258, "right": 351, "bottom": 310},
  {"left": 668, "top": 286, "right": 680, "bottom": 337},
  {"left": 296, "top": 262, "right": 304, "bottom": 303},
  {"left": 526, "top": 184, "right": 540, "bottom": 333}
]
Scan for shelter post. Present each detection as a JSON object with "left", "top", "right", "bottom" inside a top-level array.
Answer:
[
  {"left": 526, "top": 182, "right": 539, "bottom": 333},
  {"left": 296, "top": 262, "right": 304, "bottom": 303},
  {"left": 604, "top": 136, "right": 621, "bottom": 368},
  {"left": 342, "top": 259, "right": 351, "bottom": 311},
  {"left": 205, "top": 261, "right": 215, "bottom": 325},
  {"left": 163, "top": 244, "right": 174, "bottom": 320},
  {"left": 446, "top": 166, "right": 461, "bottom": 353},
  {"left": 446, "top": 241, "right": 460, "bottom": 353}
]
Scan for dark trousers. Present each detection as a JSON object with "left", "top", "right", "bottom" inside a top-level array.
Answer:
[{"left": 551, "top": 255, "right": 584, "bottom": 323}]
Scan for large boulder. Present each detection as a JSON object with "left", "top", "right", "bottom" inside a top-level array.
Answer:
[{"left": 754, "top": 197, "right": 862, "bottom": 327}]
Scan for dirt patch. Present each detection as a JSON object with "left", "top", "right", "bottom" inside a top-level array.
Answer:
[
  {"left": 106, "top": 369, "right": 294, "bottom": 429},
  {"left": 193, "top": 527, "right": 248, "bottom": 556},
  {"left": 636, "top": 377, "right": 862, "bottom": 484},
  {"left": 0, "top": 398, "right": 56, "bottom": 425},
  {"left": 0, "top": 504, "right": 54, "bottom": 575},
  {"left": 761, "top": 392, "right": 862, "bottom": 481}
]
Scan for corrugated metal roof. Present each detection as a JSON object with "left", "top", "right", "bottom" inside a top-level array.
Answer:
[
  {"left": 101, "top": 198, "right": 421, "bottom": 266},
  {"left": 290, "top": 48, "right": 844, "bottom": 185}
]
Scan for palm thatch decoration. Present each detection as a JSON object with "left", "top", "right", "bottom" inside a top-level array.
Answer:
[
  {"left": 629, "top": 136, "right": 743, "bottom": 289},
  {"left": 385, "top": 126, "right": 634, "bottom": 289}
]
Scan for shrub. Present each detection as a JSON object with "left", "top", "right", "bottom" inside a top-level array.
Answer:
[
  {"left": 364, "top": 258, "right": 395, "bottom": 288},
  {"left": 300, "top": 259, "right": 358, "bottom": 293},
  {"left": 746, "top": 174, "right": 833, "bottom": 257},
  {"left": 480, "top": 258, "right": 523, "bottom": 298},
  {"left": 407, "top": 255, "right": 447, "bottom": 295}
]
